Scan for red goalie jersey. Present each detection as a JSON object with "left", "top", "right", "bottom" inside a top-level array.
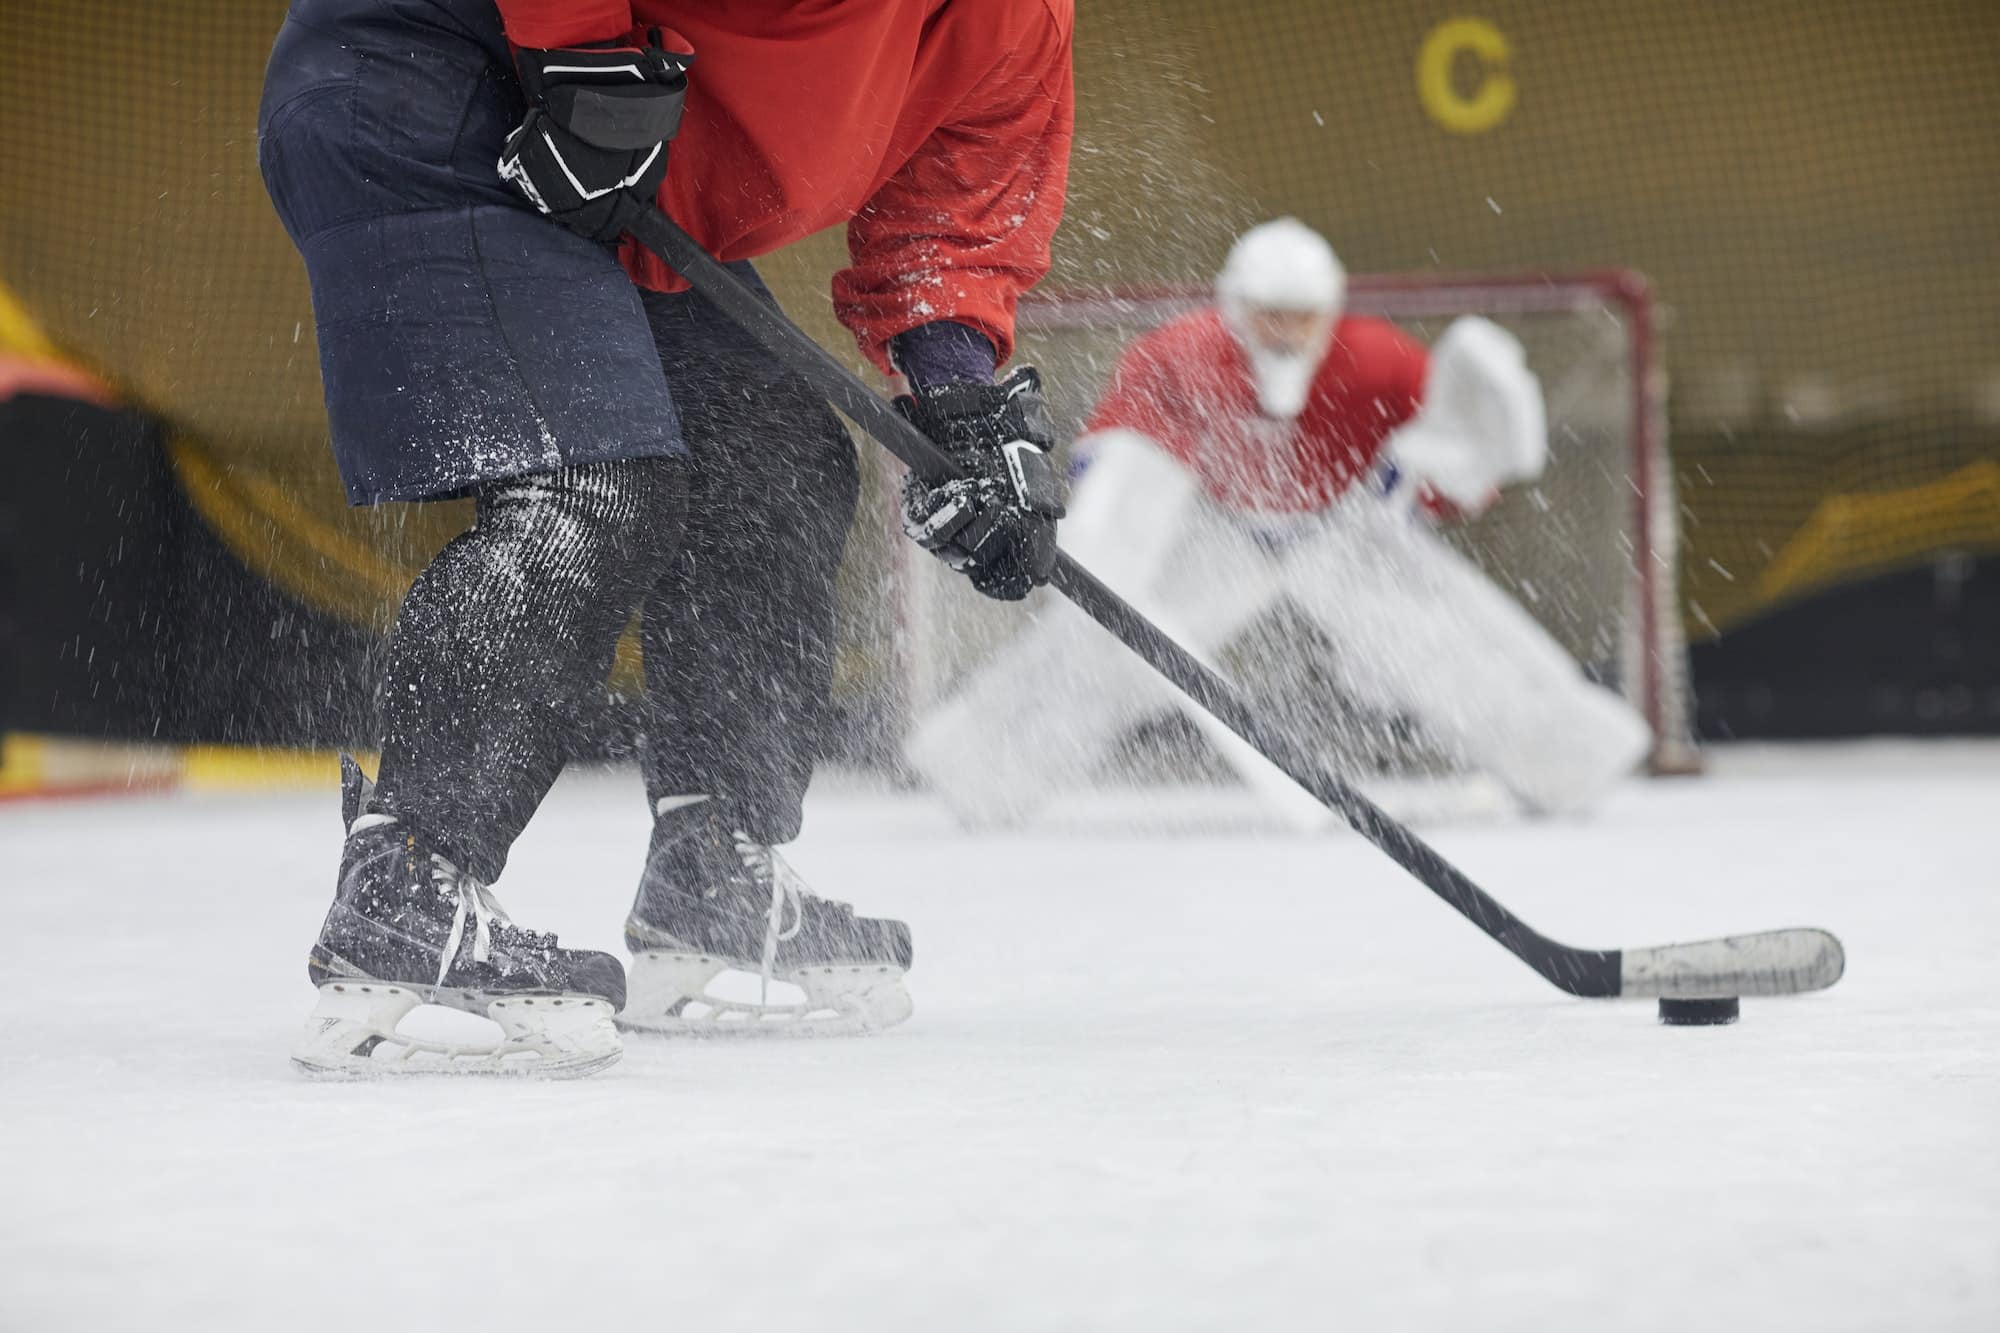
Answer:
[{"left": 1085, "top": 308, "right": 1431, "bottom": 514}]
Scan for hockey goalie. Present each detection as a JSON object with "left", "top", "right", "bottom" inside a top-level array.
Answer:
[{"left": 907, "top": 219, "right": 1651, "bottom": 828}]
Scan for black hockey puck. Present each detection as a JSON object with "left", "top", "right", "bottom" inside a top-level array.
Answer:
[{"left": 1658, "top": 996, "right": 1739, "bottom": 1026}]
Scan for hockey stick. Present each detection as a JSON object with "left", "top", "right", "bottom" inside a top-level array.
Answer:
[{"left": 628, "top": 208, "right": 1844, "bottom": 1001}]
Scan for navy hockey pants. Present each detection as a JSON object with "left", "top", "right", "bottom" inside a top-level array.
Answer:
[{"left": 258, "top": 0, "right": 860, "bottom": 872}]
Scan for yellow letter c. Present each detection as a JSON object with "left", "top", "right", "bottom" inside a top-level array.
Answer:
[{"left": 1417, "top": 18, "right": 1517, "bottom": 135}]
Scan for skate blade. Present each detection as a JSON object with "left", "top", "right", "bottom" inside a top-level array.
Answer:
[
  {"left": 290, "top": 982, "right": 622, "bottom": 1079},
  {"left": 619, "top": 952, "right": 912, "bottom": 1038}
]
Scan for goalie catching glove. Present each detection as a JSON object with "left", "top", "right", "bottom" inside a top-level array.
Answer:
[
  {"left": 499, "top": 31, "right": 694, "bottom": 243},
  {"left": 898, "top": 367, "right": 1066, "bottom": 602}
]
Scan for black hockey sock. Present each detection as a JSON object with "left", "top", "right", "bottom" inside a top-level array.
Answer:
[
  {"left": 636, "top": 386, "right": 860, "bottom": 845},
  {"left": 372, "top": 456, "right": 688, "bottom": 879}
]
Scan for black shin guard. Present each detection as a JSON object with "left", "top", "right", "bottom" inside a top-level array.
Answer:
[{"left": 373, "top": 456, "right": 688, "bottom": 878}]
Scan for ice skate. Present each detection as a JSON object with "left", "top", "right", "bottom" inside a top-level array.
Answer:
[
  {"left": 291, "top": 757, "right": 626, "bottom": 1078},
  {"left": 620, "top": 796, "right": 913, "bottom": 1037}
]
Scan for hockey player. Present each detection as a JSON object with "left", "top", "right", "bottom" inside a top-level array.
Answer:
[
  {"left": 907, "top": 219, "right": 1650, "bottom": 830},
  {"left": 260, "top": 0, "right": 1072, "bottom": 1074}
]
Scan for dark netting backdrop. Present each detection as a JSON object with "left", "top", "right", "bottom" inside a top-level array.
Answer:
[{"left": 3, "top": 1, "right": 1996, "bottom": 742}]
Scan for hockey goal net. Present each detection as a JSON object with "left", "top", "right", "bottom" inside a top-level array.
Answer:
[{"left": 891, "top": 269, "right": 1697, "bottom": 792}]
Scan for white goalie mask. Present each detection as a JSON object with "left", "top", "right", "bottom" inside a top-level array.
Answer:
[{"left": 1215, "top": 218, "right": 1346, "bottom": 419}]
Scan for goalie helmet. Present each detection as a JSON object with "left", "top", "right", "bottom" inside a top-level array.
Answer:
[{"left": 1215, "top": 218, "right": 1347, "bottom": 418}]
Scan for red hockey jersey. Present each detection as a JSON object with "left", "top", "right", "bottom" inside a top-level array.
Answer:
[
  {"left": 492, "top": 0, "right": 1073, "bottom": 374},
  {"left": 1086, "top": 308, "right": 1430, "bottom": 514}
]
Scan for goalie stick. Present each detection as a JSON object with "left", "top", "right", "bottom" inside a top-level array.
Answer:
[{"left": 627, "top": 208, "right": 1844, "bottom": 1002}]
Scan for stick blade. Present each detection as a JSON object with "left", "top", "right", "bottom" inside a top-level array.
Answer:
[{"left": 1617, "top": 928, "right": 1845, "bottom": 998}]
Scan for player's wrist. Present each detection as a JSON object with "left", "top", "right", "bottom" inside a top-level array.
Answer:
[{"left": 890, "top": 321, "right": 998, "bottom": 394}]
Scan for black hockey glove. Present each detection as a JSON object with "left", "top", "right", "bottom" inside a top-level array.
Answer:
[
  {"left": 897, "top": 367, "right": 1066, "bottom": 602},
  {"left": 498, "top": 32, "right": 693, "bottom": 244}
]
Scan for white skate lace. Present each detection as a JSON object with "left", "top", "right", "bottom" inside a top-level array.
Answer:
[
  {"left": 734, "top": 834, "right": 848, "bottom": 1004},
  {"left": 348, "top": 812, "right": 529, "bottom": 988},
  {"left": 434, "top": 858, "right": 513, "bottom": 989}
]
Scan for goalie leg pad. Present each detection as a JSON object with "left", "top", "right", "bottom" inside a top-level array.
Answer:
[
  {"left": 619, "top": 952, "right": 912, "bottom": 1038},
  {"left": 1280, "top": 505, "right": 1649, "bottom": 814},
  {"left": 905, "top": 602, "right": 1167, "bottom": 826},
  {"left": 291, "top": 982, "right": 623, "bottom": 1079},
  {"left": 907, "top": 482, "right": 1284, "bottom": 827}
]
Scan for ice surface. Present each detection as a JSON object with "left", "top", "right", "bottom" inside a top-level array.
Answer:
[{"left": 2, "top": 741, "right": 1995, "bottom": 1331}]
